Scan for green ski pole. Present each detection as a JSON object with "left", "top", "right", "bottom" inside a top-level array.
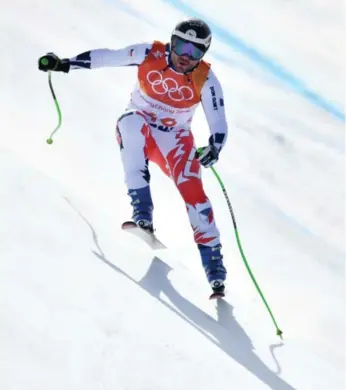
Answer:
[
  {"left": 40, "top": 59, "right": 62, "bottom": 144},
  {"left": 214, "top": 166, "right": 283, "bottom": 338},
  {"left": 198, "top": 148, "right": 283, "bottom": 338}
]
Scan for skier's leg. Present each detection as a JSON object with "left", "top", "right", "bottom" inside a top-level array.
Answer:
[
  {"left": 154, "top": 129, "right": 227, "bottom": 288},
  {"left": 116, "top": 110, "right": 156, "bottom": 230}
]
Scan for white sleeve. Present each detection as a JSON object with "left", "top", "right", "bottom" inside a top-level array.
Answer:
[
  {"left": 68, "top": 42, "right": 153, "bottom": 70},
  {"left": 200, "top": 69, "right": 228, "bottom": 151}
]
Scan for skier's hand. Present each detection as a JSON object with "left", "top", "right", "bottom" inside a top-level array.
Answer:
[
  {"left": 196, "top": 143, "right": 220, "bottom": 168},
  {"left": 38, "top": 53, "right": 70, "bottom": 73}
]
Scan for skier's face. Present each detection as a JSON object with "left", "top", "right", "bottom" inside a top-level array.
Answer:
[{"left": 171, "top": 51, "right": 199, "bottom": 73}]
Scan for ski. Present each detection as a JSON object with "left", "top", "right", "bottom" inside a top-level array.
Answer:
[
  {"left": 209, "top": 291, "right": 225, "bottom": 300},
  {"left": 121, "top": 221, "right": 166, "bottom": 250}
]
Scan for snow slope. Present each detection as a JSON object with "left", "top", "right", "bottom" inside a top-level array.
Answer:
[{"left": 1, "top": 1, "right": 344, "bottom": 389}]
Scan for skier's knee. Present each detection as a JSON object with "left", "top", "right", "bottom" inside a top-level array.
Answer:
[
  {"left": 117, "top": 110, "right": 147, "bottom": 128},
  {"left": 116, "top": 110, "right": 150, "bottom": 148},
  {"left": 177, "top": 180, "right": 207, "bottom": 205}
]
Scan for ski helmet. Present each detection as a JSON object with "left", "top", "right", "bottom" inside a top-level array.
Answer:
[{"left": 171, "top": 18, "right": 212, "bottom": 59}]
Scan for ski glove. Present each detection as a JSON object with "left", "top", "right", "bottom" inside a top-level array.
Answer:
[
  {"left": 38, "top": 53, "right": 70, "bottom": 73},
  {"left": 196, "top": 134, "right": 225, "bottom": 168},
  {"left": 196, "top": 143, "right": 220, "bottom": 168}
]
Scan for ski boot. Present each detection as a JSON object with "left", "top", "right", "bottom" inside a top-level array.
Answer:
[
  {"left": 198, "top": 243, "right": 227, "bottom": 299},
  {"left": 128, "top": 186, "right": 154, "bottom": 233}
]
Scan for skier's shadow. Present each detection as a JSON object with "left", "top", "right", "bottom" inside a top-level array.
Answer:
[
  {"left": 64, "top": 200, "right": 295, "bottom": 390},
  {"left": 95, "top": 253, "right": 296, "bottom": 390}
]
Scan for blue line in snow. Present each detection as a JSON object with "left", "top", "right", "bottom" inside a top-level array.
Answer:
[
  {"left": 104, "top": 0, "right": 156, "bottom": 27},
  {"left": 163, "top": 0, "right": 345, "bottom": 122}
]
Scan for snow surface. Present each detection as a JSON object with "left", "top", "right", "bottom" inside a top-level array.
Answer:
[{"left": 0, "top": 1, "right": 344, "bottom": 389}]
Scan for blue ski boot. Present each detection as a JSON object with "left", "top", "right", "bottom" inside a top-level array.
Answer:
[
  {"left": 128, "top": 186, "right": 154, "bottom": 233},
  {"left": 198, "top": 243, "right": 227, "bottom": 294}
]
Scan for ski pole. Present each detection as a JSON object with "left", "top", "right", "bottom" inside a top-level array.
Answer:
[
  {"left": 40, "top": 62, "right": 62, "bottom": 144},
  {"left": 198, "top": 148, "right": 283, "bottom": 338}
]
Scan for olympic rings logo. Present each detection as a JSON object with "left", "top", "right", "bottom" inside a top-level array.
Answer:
[{"left": 146, "top": 70, "right": 194, "bottom": 102}]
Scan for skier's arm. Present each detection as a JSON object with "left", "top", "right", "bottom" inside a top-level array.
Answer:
[
  {"left": 200, "top": 69, "right": 228, "bottom": 151},
  {"left": 38, "top": 43, "right": 152, "bottom": 73},
  {"left": 69, "top": 43, "right": 153, "bottom": 70}
]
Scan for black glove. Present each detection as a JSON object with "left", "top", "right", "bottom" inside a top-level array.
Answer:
[
  {"left": 38, "top": 53, "right": 70, "bottom": 73},
  {"left": 196, "top": 143, "right": 220, "bottom": 168}
]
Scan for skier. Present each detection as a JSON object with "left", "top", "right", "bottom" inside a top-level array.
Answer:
[{"left": 38, "top": 18, "right": 228, "bottom": 296}]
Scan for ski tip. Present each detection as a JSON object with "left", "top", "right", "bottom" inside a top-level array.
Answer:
[
  {"left": 209, "top": 292, "right": 225, "bottom": 300},
  {"left": 121, "top": 221, "right": 137, "bottom": 230},
  {"left": 121, "top": 220, "right": 166, "bottom": 250}
]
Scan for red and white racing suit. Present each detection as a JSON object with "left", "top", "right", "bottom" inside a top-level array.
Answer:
[{"left": 69, "top": 41, "right": 228, "bottom": 248}]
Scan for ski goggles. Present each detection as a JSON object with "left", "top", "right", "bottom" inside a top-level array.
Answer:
[{"left": 171, "top": 37, "right": 206, "bottom": 60}]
